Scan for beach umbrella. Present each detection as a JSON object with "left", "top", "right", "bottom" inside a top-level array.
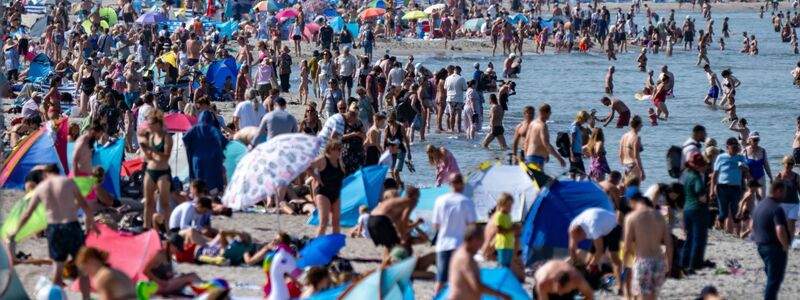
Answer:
[
  {"left": 424, "top": 3, "right": 445, "bottom": 14},
  {"left": 367, "top": 0, "right": 386, "bottom": 8},
  {"left": 163, "top": 113, "right": 197, "bottom": 133},
  {"left": 81, "top": 19, "right": 109, "bottom": 33},
  {"left": 508, "top": 13, "right": 529, "bottom": 24},
  {"left": 254, "top": 0, "right": 283, "bottom": 12},
  {"left": 135, "top": 12, "right": 167, "bottom": 24},
  {"left": 358, "top": 8, "right": 385, "bottom": 20},
  {"left": 463, "top": 18, "right": 485, "bottom": 31},
  {"left": 222, "top": 133, "right": 322, "bottom": 211},
  {"left": 303, "top": 22, "right": 321, "bottom": 39},
  {"left": 296, "top": 234, "right": 346, "bottom": 268},
  {"left": 322, "top": 8, "right": 338, "bottom": 17},
  {"left": 98, "top": 7, "right": 118, "bottom": 26},
  {"left": 402, "top": 10, "right": 428, "bottom": 20},
  {"left": 276, "top": 9, "right": 300, "bottom": 21}
]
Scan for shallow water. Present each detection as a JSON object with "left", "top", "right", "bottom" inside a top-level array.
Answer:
[
  {"left": 404, "top": 11, "right": 800, "bottom": 186},
  {"left": 290, "top": 11, "right": 799, "bottom": 186}
]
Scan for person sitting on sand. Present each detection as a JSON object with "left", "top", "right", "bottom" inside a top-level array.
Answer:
[
  {"left": 300, "top": 266, "right": 332, "bottom": 298},
  {"left": 534, "top": 260, "right": 594, "bottom": 300},
  {"left": 447, "top": 224, "right": 512, "bottom": 300},
  {"left": 598, "top": 97, "right": 630, "bottom": 128},
  {"left": 165, "top": 197, "right": 212, "bottom": 233},
  {"left": 76, "top": 247, "right": 137, "bottom": 300},
  {"left": 145, "top": 233, "right": 203, "bottom": 295}
]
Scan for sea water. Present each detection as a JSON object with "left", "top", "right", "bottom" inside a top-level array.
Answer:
[
  {"left": 289, "top": 11, "right": 799, "bottom": 186},
  {"left": 401, "top": 11, "right": 800, "bottom": 186}
]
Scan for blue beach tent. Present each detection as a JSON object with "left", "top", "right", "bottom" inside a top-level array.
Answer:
[
  {"left": 308, "top": 165, "right": 388, "bottom": 227},
  {"left": 520, "top": 180, "right": 614, "bottom": 266},
  {"left": 28, "top": 53, "right": 53, "bottom": 84}
]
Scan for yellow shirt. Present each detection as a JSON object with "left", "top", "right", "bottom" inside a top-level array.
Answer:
[{"left": 493, "top": 212, "right": 514, "bottom": 250}]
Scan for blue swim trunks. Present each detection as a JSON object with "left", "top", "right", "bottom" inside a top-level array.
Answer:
[
  {"left": 525, "top": 155, "right": 546, "bottom": 168},
  {"left": 708, "top": 85, "right": 719, "bottom": 99}
]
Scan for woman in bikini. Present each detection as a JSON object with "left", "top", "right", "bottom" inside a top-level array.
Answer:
[
  {"left": 310, "top": 140, "right": 345, "bottom": 237},
  {"left": 619, "top": 115, "right": 645, "bottom": 181},
  {"left": 142, "top": 110, "right": 174, "bottom": 230},
  {"left": 652, "top": 74, "right": 669, "bottom": 120}
]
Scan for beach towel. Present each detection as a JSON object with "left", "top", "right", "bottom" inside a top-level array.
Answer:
[{"left": 183, "top": 111, "right": 228, "bottom": 193}]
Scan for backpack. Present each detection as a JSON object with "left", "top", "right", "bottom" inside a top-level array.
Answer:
[
  {"left": 556, "top": 131, "right": 571, "bottom": 158},
  {"left": 666, "top": 145, "right": 683, "bottom": 179}
]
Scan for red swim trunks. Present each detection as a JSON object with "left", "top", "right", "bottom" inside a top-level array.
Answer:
[{"left": 617, "top": 110, "right": 631, "bottom": 127}]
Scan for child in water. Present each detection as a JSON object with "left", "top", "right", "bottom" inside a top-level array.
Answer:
[
  {"left": 605, "top": 66, "right": 615, "bottom": 95},
  {"left": 719, "top": 37, "right": 725, "bottom": 51},
  {"left": 647, "top": 108, "right": 658, "bottom": 126}
]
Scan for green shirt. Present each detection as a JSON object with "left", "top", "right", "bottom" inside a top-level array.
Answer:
[
  {"left": 683, "top": 170, "right": 707, "bottom": 211},
  {"left": 494, "top": 212, "right": 514, "bottom": 250}
]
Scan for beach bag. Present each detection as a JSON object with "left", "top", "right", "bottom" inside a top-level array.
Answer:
[
  {"left": 120, "top": 170, "right": 144, "bottom": 199},
  {"left": 666, "top": 145, "right": 683, "bottom": 179},
  {"left": 556, "top": 131, "right": 571, "bottom": 158}
]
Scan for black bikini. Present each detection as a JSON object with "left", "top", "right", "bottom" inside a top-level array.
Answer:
[{"left": 145, "top": 135, "right": 171, "bottom": 182}]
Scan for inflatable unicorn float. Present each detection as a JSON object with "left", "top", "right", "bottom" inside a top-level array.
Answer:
[{"left": 263, "top": 246, "right": 304, "bottom": 300}]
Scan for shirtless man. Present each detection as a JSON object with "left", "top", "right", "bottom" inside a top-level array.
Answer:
[
  {"left": 605, "top": 66, "right": 615, "bottom": 95},
  {"left": 447, "top": 224, "right": 511, "bottom": 300},
  {"left": 620, "top": 116, "right": 646, "bottom": 181},
  {"left": 524, "top": 104, "right": 566, "bottom": 169},
  {"left": 8, "top": 164, "right": 97, "bottom": 300},
  {"left": 367, "top": 186, "right": 420, "bottom": 262},
  {"left": 623, "top": 193, "right": 673, "bottom": 300},
  {"left": 72, "top": 121, "right": 106, "bottom": 176},
  {"left": 636, "top": 48, "right": 648, "bottom": 72},
  {"left": 186, "top": 33, "right": 202, "bottom": 66},
  {"left": 534, "top": 260, "right": 594, "bottom": 300},
  {"left": 599, "top": 171, "right": 624, "bottom": 223},
  {"left": 703, "top": 64, "right": 721, "bottom": 106},
  {"left": 659, "top": 65, "right": 675, "bottom": 96},
  {"left": 512, "top": 106, "right": 535, "bottom": 163},
  {"left": 599, "top": 97, "right": 631, "bottom": 128}
]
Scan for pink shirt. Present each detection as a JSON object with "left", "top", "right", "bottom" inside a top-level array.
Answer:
[{"left": 435, "top": 149, "right": 461, "bottom": 186}]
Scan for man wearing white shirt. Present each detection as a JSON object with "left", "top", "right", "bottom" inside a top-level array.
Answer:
[
  {"left": 432, "top": 173, "right": 477, "bottom": 294},
  {"left": 387, "top": 61, "right": 406, "bottom": 89},
  {"left": 680, "top": 125, "right": 707, "bottom": 180},
  {"left": 336, "top": 47, "right": 358, "bottom": 99},
  {"left": 444, "top": 66, "right": 467, "bottom": 134},
  {"left": 233, "top": 89, "right": 266, "bottom": 130}
]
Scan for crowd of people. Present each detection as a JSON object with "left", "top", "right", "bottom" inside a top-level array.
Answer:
[{"left": 2, "top": 0, "right": 800, "bottom": 299}]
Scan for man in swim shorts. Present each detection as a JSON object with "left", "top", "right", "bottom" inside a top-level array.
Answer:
[
  {"left": 524, "top": 104, "right": 566, "bottom": 169},
  {"left": 703, "top": 64, "right": 721, "bottom": 106},
  {"left": 534, "top": 260, "right": 594, "bottom": 300},
  {"left": 8, "top": 164, "right": 97, "bottom": 300},
  {"left": 368, "top": 186, "right": 420, "bottom": 262},
  {"left": 623, "top": 193, "right": 672, "bottom": 299},
  {"left": 599, "top": 97, "right": 631, "bottom": 128}
]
